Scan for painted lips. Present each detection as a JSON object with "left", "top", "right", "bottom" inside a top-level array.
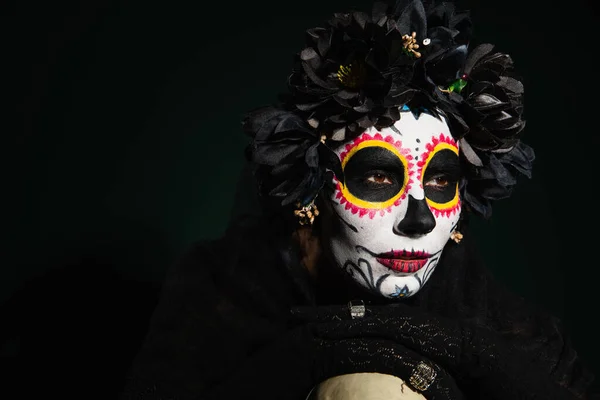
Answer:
[{"left": 376, "top": 250, "right": 430, "bottom": 273}]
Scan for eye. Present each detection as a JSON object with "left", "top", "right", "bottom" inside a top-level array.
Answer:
[
  {"left": 366, "top": 173, "right": 392, "bottom": 185},
  {"left": 425, "top": 176, "right": 450, "bottom": 190}
]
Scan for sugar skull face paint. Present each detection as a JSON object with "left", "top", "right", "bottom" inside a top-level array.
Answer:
[{"left": 324, "top": 110, "right": 461, "bottom": 299}]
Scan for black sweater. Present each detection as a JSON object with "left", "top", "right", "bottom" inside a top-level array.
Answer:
[{"left": 120, "top": 217, "right": 597, "bottom": 399}]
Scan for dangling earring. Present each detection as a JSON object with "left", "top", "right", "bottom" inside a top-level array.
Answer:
[
  {"left": 450, "top": 214, "right": 464, "bottom": 244},
  {"left": 450, "top": 230, "right": 463, "bottom": 244},
  {"left": 294, "top": 201, "right": 319, "bottom": 226}
]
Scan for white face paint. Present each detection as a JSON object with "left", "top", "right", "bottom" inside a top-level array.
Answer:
[{"left": 324, "top": 110, "right": 462, "bottom": 299}]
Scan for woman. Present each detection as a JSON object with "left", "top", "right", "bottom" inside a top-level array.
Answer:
[{"left": 120, "top": 1, "right": 597, "bottom": 398}]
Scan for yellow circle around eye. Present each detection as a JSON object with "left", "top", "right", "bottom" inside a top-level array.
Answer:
[
  {"left": 421, "top": 142, "right": 460, "bottom": 210},
  {"left": 340, "top": 141, "right": 409, "bottom": 210},
  {"left": 426, "top": 182, "right": 460, "bottom": 209}
]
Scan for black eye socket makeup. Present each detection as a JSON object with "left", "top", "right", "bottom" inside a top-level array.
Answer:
[
  {"left": 343, "top": 146, "right": 406, "bottom": 203},
  {"left": 423, "top": 149, "right": 460, "bottom": 204}
]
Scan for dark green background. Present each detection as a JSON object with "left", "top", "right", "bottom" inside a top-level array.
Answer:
[{"left": 5, "top": 0, "right": 599, "bottom": 397}]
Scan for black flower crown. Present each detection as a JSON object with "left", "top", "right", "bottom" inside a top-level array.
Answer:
[{"left": 243, "top": 0, "right": 534, "bottom": 219}]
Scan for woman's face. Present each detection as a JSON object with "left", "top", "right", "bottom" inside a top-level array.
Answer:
[{"left": 323, "top": 110, "right": 461, "bottom": 298}]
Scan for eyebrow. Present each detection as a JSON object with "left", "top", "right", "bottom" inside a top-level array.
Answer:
[
  {"left": 425, "top": 162, "right": 461, "bottom": 176},
  {"left": 424, "top": 154, "right": 461, "bottom": 176},
  {"left": 347, "top": 147, "right": 405, "bottom": 168}
]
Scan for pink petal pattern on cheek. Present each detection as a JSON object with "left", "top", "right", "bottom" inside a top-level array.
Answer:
[
  {"left": 431, "top": 202, "right": 461, "bottom": 218},
  {"left": 334, "top": 181, "right": 412, "bottom": 219}
]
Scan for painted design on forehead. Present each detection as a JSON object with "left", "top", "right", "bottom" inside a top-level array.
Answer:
[
  {"left": 417, "top": 133, "right": 461, "bottom": 218},
  {"left": 334, "top": 132, "right": 415, "bottom": 219}
]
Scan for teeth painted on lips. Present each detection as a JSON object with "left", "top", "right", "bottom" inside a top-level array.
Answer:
[
  {"left": 378, "top": 249, "right": 430, "bottom": 259},
  {"left": 374, "top": 250, "right": 430, "bottom": 273}
]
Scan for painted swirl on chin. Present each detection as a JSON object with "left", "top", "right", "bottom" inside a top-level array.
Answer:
[
  {"left": 343, "top": 258, "right": 390, "bottom": 293},
  {"left": 342, "top": 256, "right": 430, "bottom": 299},
  {"left": 342, "top": 247, "right": 445, "bottom": 298}
]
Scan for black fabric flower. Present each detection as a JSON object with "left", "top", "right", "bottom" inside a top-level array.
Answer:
[
  {"left": 243, "top": 106, "right": 343, "bottom": 208},
  {"left": 446, "top": 43, "right": 531, "bottom": 218},
  {"left": 458, "top": 43, "right": 526, "bottom": 152},
  {"left": 400, "top": 0, "right": 473, "bottom": 137},
  {"left": 285, "top": 2, "right": 417, "bottom": 142},
  {"left": 244, "top": 0, "right": 534, "bottom": 219},
  {"left": 418, "top": 1, "right": 472, "bottom": 86},
  {"left": 460, "top": 141, "right": 535, "bottom": 218}
]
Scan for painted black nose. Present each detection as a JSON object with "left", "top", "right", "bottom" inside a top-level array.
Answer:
[{"left": 394, "top": 195, "right": 436, "bottom": 236}]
